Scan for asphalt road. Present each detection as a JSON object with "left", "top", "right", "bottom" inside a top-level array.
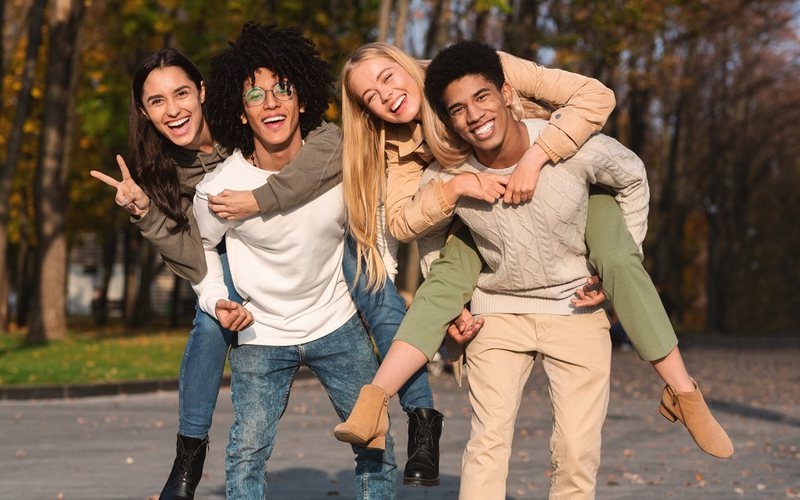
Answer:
[{"left": 2, "top": 341, "right": 799, "bottom": 499}]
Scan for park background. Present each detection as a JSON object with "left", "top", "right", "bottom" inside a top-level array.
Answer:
[{"left": 0, "top": 0, "right": 799, "bottom": 383}]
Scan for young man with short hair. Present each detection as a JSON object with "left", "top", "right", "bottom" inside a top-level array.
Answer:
[
  {"left": 191, "top": 23, "right": 397, "bottom": 499},
  {"left": 420, "top": 40, "right": 650, "bottom": 499}
]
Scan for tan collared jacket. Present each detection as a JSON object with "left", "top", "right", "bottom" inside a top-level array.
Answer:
[{"left": 383, "top": 51, "right": 616, "bottom": 243}]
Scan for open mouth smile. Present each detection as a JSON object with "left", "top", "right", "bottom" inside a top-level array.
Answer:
[
  {"left": 390, "top": 94, "right": 406, "bottom": 113},
  {"left": 472, "top": 120, "right": 495, "bottom": 137}
]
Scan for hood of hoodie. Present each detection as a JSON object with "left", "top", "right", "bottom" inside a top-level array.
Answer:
[{"left": 168, "top": 142, "right": 230, "bottom": 195}]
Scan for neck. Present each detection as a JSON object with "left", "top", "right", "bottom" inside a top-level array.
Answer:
[
  {"left": 475, "top": 119, "right": 529, "bottom": 169},
  {"left": 251, "top": 131, "right": 303, "bottom": 172},
  {"left": 187, "top": 119, "right": 215, "bottom": 154}
]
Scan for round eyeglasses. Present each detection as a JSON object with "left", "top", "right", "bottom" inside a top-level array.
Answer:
[{"left": 243, "top": 82, "right": 294, "bottom": 107}]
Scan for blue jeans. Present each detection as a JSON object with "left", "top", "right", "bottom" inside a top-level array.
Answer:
[
  {"left": 178, "top": 251, "right": 241, "bottom": 438},
  {"left": 178, "top": 237, "right": 435, "bottom": 438},
  {"left": 341, "top": 237, "right": 434, "bottom": 412},
  {"left": 226, "top": 314, "right": 397, "bottom": 499}
]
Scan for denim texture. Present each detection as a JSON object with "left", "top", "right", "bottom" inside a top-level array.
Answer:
[
  {"left": 177, "top": 235, "right": 434, "bottom": 438},
  {"left": 342, "top": 236, "right": 434, "bottom": 412},
  {"left": 178, "top": 250, "right": 241, "bottom": 438},
  {"left": 225, "top": 314, "right": 397, "bottom": 499}
]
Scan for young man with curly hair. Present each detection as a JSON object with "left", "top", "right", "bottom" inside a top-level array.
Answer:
[
  {"left": 191, "top": 23, "right": 397, "bottom": 498},
  {"left": 419, "top": 40, "right": 651, "bottom": 500}
]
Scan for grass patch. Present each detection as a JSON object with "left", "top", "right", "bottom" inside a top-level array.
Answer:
[{"left": 0, "top": 326, "right": 196, "bottom": 385}]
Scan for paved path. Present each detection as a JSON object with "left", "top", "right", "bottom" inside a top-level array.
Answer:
[{"left": 1, "top": 342, "right": 799, "bottom": 499}]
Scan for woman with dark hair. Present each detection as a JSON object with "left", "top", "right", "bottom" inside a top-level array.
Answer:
[{"left": 90, "top": 47, "right": 376, "bottom": 499}]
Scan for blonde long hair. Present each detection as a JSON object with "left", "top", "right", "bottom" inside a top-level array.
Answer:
[{"left": 341, "top": 43, "right": 469, "bottom": 289}]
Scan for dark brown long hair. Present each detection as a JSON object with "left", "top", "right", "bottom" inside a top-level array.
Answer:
[{"left": 129, "top": 48, "right": 205, "bottom": 233}]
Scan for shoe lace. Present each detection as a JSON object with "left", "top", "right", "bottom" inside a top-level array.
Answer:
[{"left": 412, "top": 418, "right": 435, "bottom": 455}]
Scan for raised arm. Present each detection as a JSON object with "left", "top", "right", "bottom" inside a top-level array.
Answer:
[
  {"left": 91, "top": 155, "right": 207, "bottom": 284},
  {"left": 499, "top": 51, "right": 615, "bottom": 163},
  {"left": 498, "top": 51, "right": 616, "bottom": 204},
  {"left": 208, "top": 122, "right": 343, "bottom": 220}
]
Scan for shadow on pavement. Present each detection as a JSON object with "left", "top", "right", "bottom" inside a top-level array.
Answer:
[{"left": 708, "top": 398, "right": 800, "bottom": 427}]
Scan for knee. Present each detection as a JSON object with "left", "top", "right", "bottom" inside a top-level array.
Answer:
[{"left": 590, "top": 245, "right": 642, "bottom": 279}]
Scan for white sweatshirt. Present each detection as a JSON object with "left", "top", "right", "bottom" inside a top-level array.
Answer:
[{"left": 191, "top": 149, "right": 356, "bottom": 346}]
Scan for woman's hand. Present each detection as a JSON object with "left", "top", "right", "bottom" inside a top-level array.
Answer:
[
  {"left": 453, "top": 172, "right": 509, "bottom": 203},
  {"left": 571, "top": 275, "right": 606, "bottom": 307},
  {"left": 215, "top": 299, "right": 254, "bottom": 331},
  {"left": 90, "top": 155, "right": 151, "bottom": 218},
  {"left": 446, "top": 308, "right": 484, "bottom": 345},
  {"left": 503, "top": 143, "right": 549, "bottom": 205},
  {"left": 208, "top": 189, "right": 260, "bottom": 220}
]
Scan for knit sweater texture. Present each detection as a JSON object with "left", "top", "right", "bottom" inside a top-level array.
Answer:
[{"left": 420, "top": 119, "right": 650, "bottom": 315}]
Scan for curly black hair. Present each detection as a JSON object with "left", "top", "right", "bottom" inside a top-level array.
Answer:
[
  {"left": 206, "top": 22, "right": 334, "bottom": 156},
  {"left": 424, "top": 40, "right": 505, "bottom": 123}
]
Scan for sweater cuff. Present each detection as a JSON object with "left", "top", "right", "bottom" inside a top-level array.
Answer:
[{"left": 252, "top": 183, "right": 278, "bottom": 216}]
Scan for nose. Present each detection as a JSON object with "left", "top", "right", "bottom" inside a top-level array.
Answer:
[
  {"left": 262, "top": 90, "right": 280, "bottom": 109},
  {"left": 165, "top": 97, "right": 180, "bottom": 117},
  {"left": 378, "top": 85, "right": 393, "bottom": 103},
  {"left": 466, "top": 104, "right": 483, "bottom": 124}
]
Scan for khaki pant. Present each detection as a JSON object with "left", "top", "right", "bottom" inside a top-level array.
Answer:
[{"left": 459, "top": 311, "right": 612, "bottom": 500}]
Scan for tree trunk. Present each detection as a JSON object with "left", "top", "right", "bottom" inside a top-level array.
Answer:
[
  {"left": 0, "top": 0, "right": 46, "bottom": 330},
  {"left": 377, "top": 0, "right": 392, "bottom": 42},
  {"left": 122, "top": 223, "right": 140, "bottom": 326},
  {"left": 93, "top": 223, "right": 117, "bottom": 327},
  {"left": 27, "top": 0, "right": 86, "bottom": 344},
  {"left": 394, "top": 0, "right": 409, "bottom": 49}
]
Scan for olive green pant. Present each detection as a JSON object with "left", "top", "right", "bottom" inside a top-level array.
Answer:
[{"left": 395, "top": 190, "right": 678, "bottom": 362}]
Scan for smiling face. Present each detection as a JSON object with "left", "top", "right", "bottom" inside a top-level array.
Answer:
[
  {"left": 241, "top": 67, "right": 303, "bottom": 158},
  {"left": 140, "top": 66, "right": 207, "bottom": 150},
  {"left": 347, "top": 57, "right": 422, "bottom": 124},
  {"left": 442, "top": 74, "right": 516, "bottom": 165}
]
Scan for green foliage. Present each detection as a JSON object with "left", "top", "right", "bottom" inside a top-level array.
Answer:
[{"left": 0, "top": 328, "right": 201, "bottom": 385}]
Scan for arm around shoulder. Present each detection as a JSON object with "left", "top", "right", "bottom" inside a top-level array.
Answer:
[{"left": 251, "top": 121, "right": 343, "bottom": 215}]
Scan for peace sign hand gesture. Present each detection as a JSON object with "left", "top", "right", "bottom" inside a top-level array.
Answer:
[{"left": 90, "top": 155, "right": 151, "bottom": 218}]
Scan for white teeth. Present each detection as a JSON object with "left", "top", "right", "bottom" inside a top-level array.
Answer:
[
  {"left": 474, "top": 120, "right": 494, "bottom": 136},
  {"left": 390, "top": 94, "right": 406, "bottom": 112},
  {"left": 167, "top": 117, "right": 189, "bottom": 128},
  {"left": 262, "top": 116, "right": 285, "bottom": 123}
]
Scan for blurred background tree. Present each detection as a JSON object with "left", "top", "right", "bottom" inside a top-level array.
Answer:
[{"left": 1, "top": 0, "right": 798, "bottom": 343}]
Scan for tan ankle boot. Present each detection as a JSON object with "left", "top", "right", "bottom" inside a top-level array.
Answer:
[
  {"left": 334, "top": 384, "right": 389, "bottom": 451},
  {"left": 659, "top": 380, "right": 734, "bottom": 458}
]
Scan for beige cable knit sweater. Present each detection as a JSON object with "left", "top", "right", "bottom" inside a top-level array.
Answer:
[{"left": 419, "top": 119, "right": 650, "bottom": 315}]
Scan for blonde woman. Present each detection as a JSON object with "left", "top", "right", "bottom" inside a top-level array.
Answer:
[{"left": 335, "top": 43, "right": 733, "bottom": 460}]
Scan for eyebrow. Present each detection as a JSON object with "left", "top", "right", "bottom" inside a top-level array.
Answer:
[
  {"left": 146, "top": 85, "right": 192, "bottom": 104},
  {"left": 360, "top": 67, "right": 392, "bottom": 101},
  {"left": 446, "top": 87, "right": 491, "bottom": 113}
]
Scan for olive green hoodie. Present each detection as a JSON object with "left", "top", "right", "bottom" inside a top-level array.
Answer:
[{"left": 133, "top": 121, "right": 342, "bottom": 284}]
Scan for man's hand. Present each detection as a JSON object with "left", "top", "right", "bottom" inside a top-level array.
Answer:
[
  {"left": 215, "top": 299, "right": 254, "bottom": 331},
  {"left": 571, "top": 275, "right": 606, "bottom": 307},
  {"left": 208, "top": 189, "right": 260, "bottom": 220},
  {"left": 503, "top": 143, "right": 548, "bottom": 205},
  {"left": 446, "top": 308, "right": 485, "bottom": 345},
  {"left": 90, "top": 155, "right": 151, "bottom": 218}
]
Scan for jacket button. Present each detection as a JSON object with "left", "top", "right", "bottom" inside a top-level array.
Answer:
[{"left": 555, "top": 113, "right": 561, "bottom": 119}]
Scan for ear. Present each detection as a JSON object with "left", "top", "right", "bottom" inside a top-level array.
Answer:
[
  {"left": 300, "top": 100, "right": 306, "bottom": 114},
  {"left": 140, "top": 107, "right": 151, "bottom": 121},
  {"left": 241, "top": 113, "right": 247, "bottom": 125},
  {"left": 200, "top": 81, "right": 206, "bottom": 104},
  {"left": 501, "top": 82, "right": 513, "bottom": 107}
]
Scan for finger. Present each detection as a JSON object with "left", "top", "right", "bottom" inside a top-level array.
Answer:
[
  {"left": 116, "top": 155, "right": 132, "bottom": 180},
  {"left": 495, "top": 175, "right": 510, "bottom": 186},
  {"left": 447, "top": 324, "right": 460, "bottom": 338},
  {"left": 512, "top": 191, "right": 522, "bottom": 205},
  {"left": 90, "top": 170, "right": 121, "bottom": 188}
]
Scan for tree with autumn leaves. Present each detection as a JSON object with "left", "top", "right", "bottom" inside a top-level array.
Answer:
[{"left": 1, "top": 0, "right": 798, "bottom": 342}]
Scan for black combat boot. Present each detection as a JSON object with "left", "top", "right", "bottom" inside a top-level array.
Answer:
[
  {"left": 159, "top": 434, "right": 209, "bottom": 500},
  {"left": 403, "top": 408, "right": 444, "bottom": 487}
]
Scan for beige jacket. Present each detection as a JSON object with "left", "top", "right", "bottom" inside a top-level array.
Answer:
[{"left": 384, "top": 51, "right": 616, "bottom": 243}]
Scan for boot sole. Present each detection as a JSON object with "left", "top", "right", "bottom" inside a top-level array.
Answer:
[
  {"left": 403, "top": 476, "right": 440, "bottom": 487},
  {"left": 333, "top": 430, "right": 385, "bottom": 451}
]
